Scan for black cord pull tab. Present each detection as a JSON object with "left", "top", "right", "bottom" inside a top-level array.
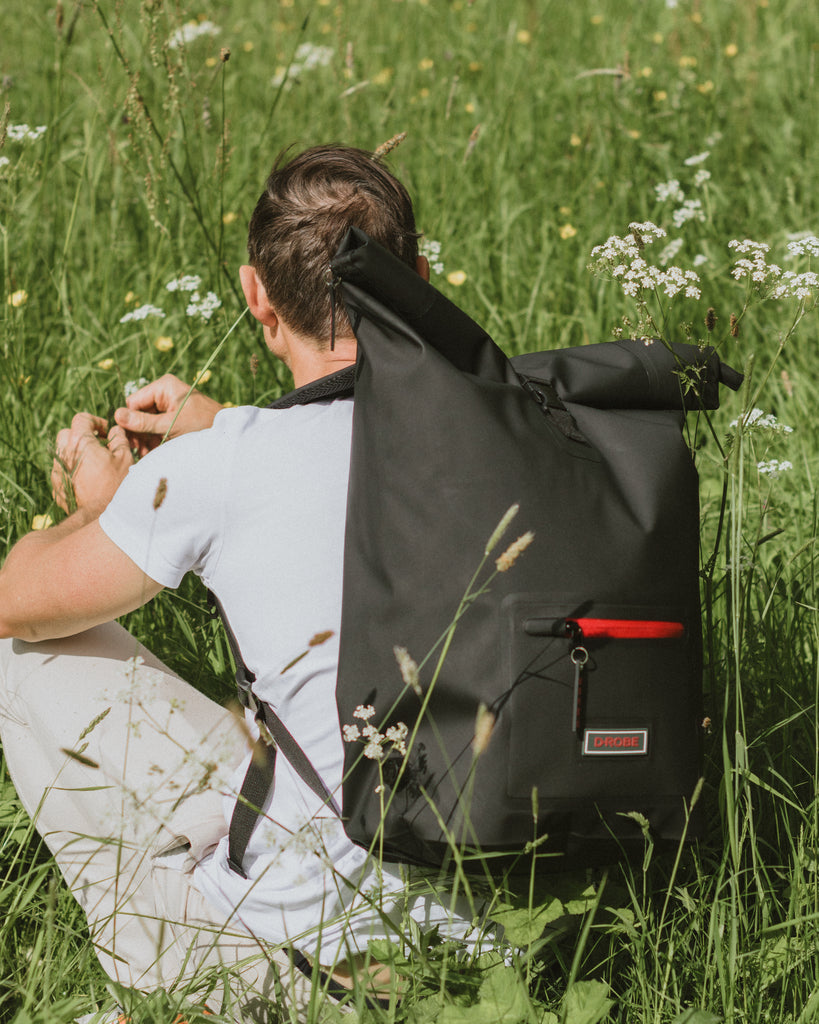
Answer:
[{"left": 325, "top": 266, "right": 337, "bottom": 351}]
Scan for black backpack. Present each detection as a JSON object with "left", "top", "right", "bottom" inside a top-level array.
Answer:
[{"left": 220, "top": 228, "right": 742, "bottom": 878}]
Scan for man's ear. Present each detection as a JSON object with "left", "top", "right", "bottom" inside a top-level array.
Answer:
[{"left": 240, "top": 265, "right": 278, "bottom": 327}]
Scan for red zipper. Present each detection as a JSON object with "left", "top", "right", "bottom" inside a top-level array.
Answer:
[{"left": 568, "top": 618, "right": 685, "bottom": 640}]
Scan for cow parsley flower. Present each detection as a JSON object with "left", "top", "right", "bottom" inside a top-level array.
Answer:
[
  {"left": 786, "top": 234, "right": 819, "bottom": 259},
  {"left": 271, "top": 43, "right": 334, "bottom": 88},
  {"left": 654, "top": 179, "right": 685, "bottom": 204},
  {"left": 658, "top": 238, "right": 684, "bottom": 266},
  {"left": 6, "top": 124, "right": 47, "bottom": 142},
  {"left": 672, "top": 199, "right": 705, "bottom": 228},
  {"left": 120, "top": 304, "right": 166, "bottom": 323},
  {"left": 419, "top": 238, "right": 444, "bottom": 275},
  {"left": 730, "top": 408, "right": 793, "bottom": 434},
  {"left": 168, "top": 20, "right": 220, "bottom": 49},
  {"left": 186, "top": 291, "right": 221, "bottom": 320},
  {"left": 166, "top": 274, "right": 202, "bottom": 293},
  {"left": 757, "top": 459, "right": 793, "bottom": 477},
  {"left": 684, "top": 151, "right": 710, "bottom": 166}
]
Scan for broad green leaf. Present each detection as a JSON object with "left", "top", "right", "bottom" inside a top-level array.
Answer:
[
  {"left": 563, "top": 980, "right": 614, "bottom": 1024},
  {"left": 439, "top": 966, "right": 531, "bottom": 1024},
  {"left": 493, "top": 896, "right": 566, "bottom": 946},
  {"left": 671, "top": 1010, "right": 721, "bottom": 1024}
]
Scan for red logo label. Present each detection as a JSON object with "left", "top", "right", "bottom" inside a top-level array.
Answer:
[{"left": 583, "top": 729, "right": 648, "bottom": 755}]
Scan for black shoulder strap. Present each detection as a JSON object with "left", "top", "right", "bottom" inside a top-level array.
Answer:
[
  {"left": 267, "top": 365, "right": 355, "bottom": 409},
  {"left": 210, "top": 371, "right": 353, "bottom": 876}
]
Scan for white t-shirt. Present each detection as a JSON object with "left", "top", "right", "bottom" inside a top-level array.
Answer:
[{"left": 99, "top": 400, "right": 476, "bottom": 963}]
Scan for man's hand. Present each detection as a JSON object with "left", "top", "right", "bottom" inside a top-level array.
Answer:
[
  {"left": 114, "top": 374, "right": 224, "bottom": 456},
  {"left": 52, "top": 413, "right": 134, "bottom": 515}
]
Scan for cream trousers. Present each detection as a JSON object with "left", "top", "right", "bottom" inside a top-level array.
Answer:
[{"left": 0, "top": 621, "right": 347, "bottom": 1021}]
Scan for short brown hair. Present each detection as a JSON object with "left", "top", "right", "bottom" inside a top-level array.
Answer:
[{"left": 247, "top": 145, "right": 419, "bottom": 344}]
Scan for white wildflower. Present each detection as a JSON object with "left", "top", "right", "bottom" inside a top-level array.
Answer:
[
  {"left": 166, "top": 274, "right": 202, "bottom": 293},
  {"left": 693, "top": 168, "right": 711, "bottom": 188},
  {"left": 342, "top": 724, "right": 360, "bottom": 742},
  {"left": 693, "top": 253, "right": 709, "bottom": 267},
  {"left": 168, "top": 20, "right": 220, "bottom": 49},
  {"left": 0, "top": 156, "right": 9, "bottom": 169},
  {"left": 730, "top": 408, "right": 793, "bottom": 434},
  {"left": 6, "top": 124, "right": 47, "bottom": 143},
  {"left": 658, "top": 237, "right": 684, "bottom": 266},
  {"left": 120, "top": 304, "right": 166, "bottom": 323},
  {"left": 385, "top": 722, "right": 409, "bottom": 756},
  {"left": 361, "top": 724, "right": 379, "bottom": 739},
  {"left": 757, "top": 459, "right": 793, "bottom": 477},
  {"left": 684, "top": 151, "right": 711, "bottom": 166},
  {"left": 186, "top": 291, "right": 221, "bottom": 320},
  {"left": 271, "top": 42, "right": 334, "bottom": 87},
  {"left": 786, "top": 235, "right": 819, "bottom": 259},
  {"left": 769, "top": 270, "right": 819, "bottom": 301},
  {"left": 124, "top": 377, "right": 150, "bottom": 398},
  {"left": 353, "top": 704, "right": 376, "bottom": 720},
  {"left": 419, "top": 238, "right": 444, "bottom": 275},
  {"left": 363, "top": 741, "right": 383, "bottom": 761},
  {"left": 654, "top": 179, "right": 685, "bottom": 204},
  {"left": 672, "top": 199, "right": 705, "bottom": 228}
]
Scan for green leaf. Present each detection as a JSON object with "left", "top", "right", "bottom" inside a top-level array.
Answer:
[
  {"left": 563, "top": 980, "right": 614, "bottom": 1024},
  {"left": 671, "top": 1010, "right": 721, "bottom": 1024},
  {"left": 493, "top": 896, "right": 566, "bottom": 947},
  {"left": 439, "top": 966, "right": 531, "bottom": 1024}
]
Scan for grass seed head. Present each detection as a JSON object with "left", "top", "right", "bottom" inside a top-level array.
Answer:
[{"left": 496, "top": 531, "right": 534, "bottom": 572}]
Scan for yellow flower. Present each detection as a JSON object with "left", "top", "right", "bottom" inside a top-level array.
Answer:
[
  {"left": 154, "top": 336, "right": 174, "bottom": 352},
  {"left": 447, "top": 270, "right": 467, "bottom": 286},
  {"left": 98, "top": 358, "right": 115, "bottom": 370},
  {"left": 373, "top": 67, "right": 394, "bottom": 85},
  {"left": 468, "top": 61, "right": 483, "bottom": 72},
  {"left": 124, "top": 291, "right": 138, "bottom": 304},
  {"left": 222, "top": 211, "right": 238, "bottom": 225},
  {"left": 318, "top": 0, "right": 331, "bottom": 6},
  {"left": 418, "top": 87, "right": 430, "bottom": 98},
  {"left": 724, "top": 43, "right": 739, "bottom": 58},
  {"left": 516, "top": 29, "right": 531, "bottom": 44},
  {"left": 418, "top": 58, "right": 434, "bottom": 71},
  {"left": 590, "top": 14, "right": 604, "bottom": 25},
  {"left": 319, "top": 21, "right": 332, "bottom": 34},
  {"left": 196, "top": 368, "right": 213, "bottom": 384},
  {"left": 639, "top": 66, "right": 653, "bottom": 78},
  {"left": 626, "top": 128, "right": 641, "bottom": 140},
  {"left": 653, "top": 89, "right": 668, "bottom": 102},
  {"left": 652, "top": 32, "right": 664, "bottom": 44},
  {"left": 464, "top": 102, "right": 475, "bottom": 113},
  {"left": 7, "top": 289, "right": 28, "bottom": 307},
  {"left": 570, "top": 132, "right": 582, "bottom": 147},
  {"left": 205, "top": 56, "right": 217, "bottom": 68},
  {"left": 243, "top": 40, "right": 254, "bottom": 52},
  {"left": 559, "top": 205, "right": 571, "bottom": 217},
  {"left": 690, "top": 11, "right": 703, "bottom": 24},
  {"left": 679, "top": 55, "right": 698, "bottom": 68},
  {"left": 31, "top": 514, "right": 53, "bottom": 531},
  {"left": 697, "top": 80, "right": 714, "bottom": 94},
  {"left": 559, "top": 223, "right": 577, "bottom": 240}
]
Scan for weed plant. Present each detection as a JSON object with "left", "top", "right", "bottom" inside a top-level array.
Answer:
[{"left": 2, "top": 0, "right": 819, "bottom": 1021}]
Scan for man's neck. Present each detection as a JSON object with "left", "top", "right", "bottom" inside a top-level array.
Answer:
[{"left": 289, "top": 336, "right": 358, "bottom": 388}]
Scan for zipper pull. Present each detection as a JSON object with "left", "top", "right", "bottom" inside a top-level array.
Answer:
[{"left": 571, "top": 645, "right": 589, "bottom": 736}]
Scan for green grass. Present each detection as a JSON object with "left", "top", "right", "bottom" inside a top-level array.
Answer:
[{"left": 2, "top": 0, "right": 819, "bottom": 1020}]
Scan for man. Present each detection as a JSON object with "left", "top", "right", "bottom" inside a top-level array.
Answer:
[{"left": 0, "top": 146, "right": 476, "bottom": 1019}]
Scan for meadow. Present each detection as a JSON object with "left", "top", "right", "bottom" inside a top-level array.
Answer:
[{"left": 2, "top": 0, "right": 819, "bottom": 1020}]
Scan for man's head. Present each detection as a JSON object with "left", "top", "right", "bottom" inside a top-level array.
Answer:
[{"left": 246, "top": 145, "right": 419, "bottom": 346}]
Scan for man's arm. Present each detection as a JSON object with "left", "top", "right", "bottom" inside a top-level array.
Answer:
[{"left": 0, "top": 413, "right": 163, "bottom": 642}]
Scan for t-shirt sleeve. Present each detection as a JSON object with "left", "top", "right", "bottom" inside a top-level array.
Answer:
[{"left": 98, "top": 426, "right": 228, "bottom": 589}]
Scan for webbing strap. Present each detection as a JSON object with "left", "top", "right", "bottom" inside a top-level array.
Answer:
[{"left": 227, "top": 737, "right": 277, "bottom": 877}]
